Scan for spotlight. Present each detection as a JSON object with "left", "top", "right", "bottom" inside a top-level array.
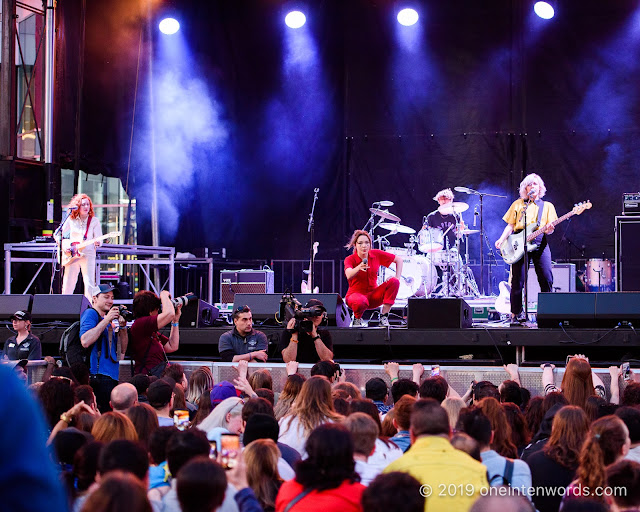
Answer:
[
  {"left": 534, "top": 2, "right": 554, "bottom": 19},
  {"left": 397, "top": 8, "right": 419, "bottom": 27},
  {"left": 159, "top": 17, "right": 180, "bottom": 35},
  {"left": 285, "top": 10, "right": 306, "bottom": 29}
]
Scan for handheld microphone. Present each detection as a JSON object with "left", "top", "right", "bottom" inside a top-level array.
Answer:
[{"left": 363, "top": 257, "right": 368, "bottom": 266}]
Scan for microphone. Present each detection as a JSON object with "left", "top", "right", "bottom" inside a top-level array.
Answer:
[
  {"left": 454, "top": 186, "right": 471, "bottom": 194},
  {"left": 363, "top": 257, "right": 368, "bottom": 266},
  {"left": 67, "top": 206, "right": 78, "bottom": 211},
  {"left": 473, "top": 206, "right": 478, "bottom": 227},
  {"left": 528, "top": 188, "right": 536, "bottom": 197}
]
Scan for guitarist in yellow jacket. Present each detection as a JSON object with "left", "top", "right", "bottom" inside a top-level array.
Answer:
[{"left": 495, "top": 174, "right": 557, "bottom": 322}]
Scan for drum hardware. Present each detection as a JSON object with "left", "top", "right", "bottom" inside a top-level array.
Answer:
[{"left": 460, "top": 229, "right": 480, "bottom": 235}]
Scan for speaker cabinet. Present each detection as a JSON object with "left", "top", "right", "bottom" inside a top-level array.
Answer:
[
  {"left": 31, "top": 294, "right": 91, "bottom": 321},
  {"left": 526, "top": 264, "right": 576, "bottom": 305},
  {"left": 537, "top": 292, "right": 640, "bottom": 328},
  {"left": 179, "top": 299, "right": 219, "bottom": 328},
  {"left": 0, "top": 294, "right": 33, "bottom": 318},
  {"left": 616, "top": 216, "right": 640, "bottom": 291},
  {"left": 408, "top": 298, "right": 473, "bottom": 329},
  {"left": 233, "top": 293, "right": 351, "bottom": 327},
  {"left": 220, "top": 270, "right": 274, "bottom": 304}
]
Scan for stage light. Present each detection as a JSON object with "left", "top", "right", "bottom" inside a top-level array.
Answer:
[
  {"left": 534, "top": 2, "right": 554, "bottom": 19},
  {"left": 159, "top": 17, "right": 180, "bottom": 35},
  {"left": 285, "top": 10, "right": 306, "bottom": 29},
  {"left": 397, "top": 8, "right": 419, "bottom": 26}
]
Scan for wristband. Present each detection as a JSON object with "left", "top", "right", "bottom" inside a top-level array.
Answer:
[
  {"left": 390, "top": 377, "right": 399, "bottom": 382},
  {"left": 171, "top": 322, "right": 179, "bottom": 327},
  {"left": 60, "top": 413, "right": 72, "bottom": 424},
  {"left": 312, "top": 336, "right": 321, "bottom": 342},
  {"left": 291, "top": 339, "right": 298, "bottom": 344},
  {"left": 543, "top": 363, "right": 553, "bottom": 368}
]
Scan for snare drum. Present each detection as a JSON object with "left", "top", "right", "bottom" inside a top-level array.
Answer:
[
  {"left": 386, "top": 247, "right": 410, "bottom": 257},
  {"left": 585, "top": 259, "right": 614, "bottom": 291},
  {"left": 417, "top": 227, "right": 444, "bottom": 253},
  {"left": 432, "top": 248, "right": 461, "bottom": 269}
]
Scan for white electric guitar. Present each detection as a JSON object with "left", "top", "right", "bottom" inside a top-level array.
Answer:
[
  {"left": 500, "top": 201, "right": 592, "bottom": 264},
  {"left": 61, "top": 231, "right": 121, "bottom": 267},
  {"left": 301, "top": 242, "right": 319, "bottom": 293}
]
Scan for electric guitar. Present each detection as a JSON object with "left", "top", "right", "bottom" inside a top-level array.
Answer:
[
  {"left": 494, "top": 281, "right": 511, "bottom": 315},
  {"left": 500, "top": 201, "right": 592, "bottom": 265},
  {"left": 61, "top": 231, "right": 121, "bottom": 267},
  {"left": 301, "top": 242, "right": 319, "bottom": 293}
]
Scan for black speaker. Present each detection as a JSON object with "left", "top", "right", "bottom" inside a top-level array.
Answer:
[
  {"left": 0, "top": 294, "right": 33, "bottom": 318},
  {"left": 407, "top": 298, "right": 473, "bottom": 329},
  {"left": 616, "top": 216, "right": 640, "bottom": 291},
  {"left": 31, "top": 294, "right": 91, "bottom": 322},
  {"left": 233, "top": 293, "right": 351, "bottom": 327},
  {"left": 179, "top": 299, "right": 219, "bottom": 328},
  {"left": 537, "top": 292, "right": 640, "bottom": 328}
]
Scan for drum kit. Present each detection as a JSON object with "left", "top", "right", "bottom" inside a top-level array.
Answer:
[{"left": 363, "top": 200, "right": 481, "bottom": 300}]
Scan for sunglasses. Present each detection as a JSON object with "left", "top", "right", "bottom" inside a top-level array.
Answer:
[
  {"left": 235, "top": 305, "right": 250, "bottom": 313},
  {"left": 229, "top": 399, "right": 245, "bottom": 415}
]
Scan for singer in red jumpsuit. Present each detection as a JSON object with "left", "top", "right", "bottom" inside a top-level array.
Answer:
[{"left": 344, "top": 230, "right": 402, "bottom": 327}]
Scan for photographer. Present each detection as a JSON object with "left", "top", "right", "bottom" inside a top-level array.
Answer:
[
  {"left": 218, "top": 305, "right": 268, "bottom": 362},
  {"left": 280, "top": 299, "right": 334, "bottom": 364},
  {"left": 129, "top": 290, "right": 182, "bottom": 377}
]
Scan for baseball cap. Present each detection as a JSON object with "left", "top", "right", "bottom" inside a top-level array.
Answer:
[
  {"left": 210, "top": 381, "right": 240, "bottom": 407},
  {"left": 9, "top": 310, "right": 31, "bottom": 322},
  {"left": 304, "top": 299, "right": 326, "bottom": 312},
  {"left": 146, "top": 379, "right": 174, "bottom": 408},
  {"left": 90, "top": 284, "right": 115, "bottom": 297}
]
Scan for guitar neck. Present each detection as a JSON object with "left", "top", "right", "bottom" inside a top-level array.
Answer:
[{"left": 526, "top": 210, "right": 574, "bottom": 242}]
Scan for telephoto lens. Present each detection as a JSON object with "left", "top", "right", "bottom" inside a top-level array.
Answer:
[{"left": 171, "top": 293, "right": 197, "bottom": 308}]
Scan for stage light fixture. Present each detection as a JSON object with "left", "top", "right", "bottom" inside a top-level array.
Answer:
[
  {"left": 285, "top": 10, "right": 306, "bottom": 29},
  {"left": 534, "top": 1, "right": 554, "bottom": 19},
  {"left": 159, "top": 17, "right": 180, "bottom": 35},
  {"left": 397, "top": 8, "right": 419, "bottom": 26}
]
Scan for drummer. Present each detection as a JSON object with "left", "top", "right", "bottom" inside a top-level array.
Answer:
[{"left": 425, "top": 188, "right": 465, "bottom": 250}]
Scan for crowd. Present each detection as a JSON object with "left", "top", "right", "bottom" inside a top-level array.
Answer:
[{"left": 3, "top": 286, "right": 640, "bottom": 512}]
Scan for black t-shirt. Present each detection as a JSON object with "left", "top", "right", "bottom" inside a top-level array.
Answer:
[
  {"left": 279, "top": 329, "right": 333, "bottom": 364},
  {"left": 426, "top": 210, "right": 457, "bottom": 249},
  {"left": 2, "top": 334, "right": 42, "bottom": 360}
]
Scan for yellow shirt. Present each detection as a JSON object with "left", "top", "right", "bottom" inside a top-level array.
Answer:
[
  {"left": 383, "top": 436, "right": 489, "bottom": 512},
  {"left": 503, "top": 199, "right": 558, "bottom": 232}
]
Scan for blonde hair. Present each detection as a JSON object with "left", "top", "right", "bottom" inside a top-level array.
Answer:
[
  {"left": 197, "top": 397, "right": 244, "bottom": 434},
  {"left": 519, "top": 173, "right": 547, "bottom": 200},
  {"left": 433, "top": 188, "right": 454, "bottom": 202},
  {"left": 91, "top": 412, "right": 139, "bottom": 443},
  {"left": 442, "top": 397, "right": 466, "bottom": 429},
  {"left": 281, "top": 376, "right": 343, "bottom": 436},
  {"left": 185, "top": 367, "right": 214, "bottom": 404}
]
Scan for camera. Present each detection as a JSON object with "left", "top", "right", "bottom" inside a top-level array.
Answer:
[
  {"left": 118, "top": 306, "right": 135, "bottom": 322},
  {"left": 171, "top": 293, "right": 197, "bottom": 308},
  {"left": 280, "top": 292, "right": 324, "bottom": 334}
]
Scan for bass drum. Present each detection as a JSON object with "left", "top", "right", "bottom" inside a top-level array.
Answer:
[
  {"left": 381, "top": 255, "right": 438, "bottom": 299},
  {"left": 585, "top": 259, "right": 614, "bottom": 292}
]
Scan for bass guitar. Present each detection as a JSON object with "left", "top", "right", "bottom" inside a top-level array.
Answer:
[
  {"left": 500, "top": 201, "right": 591, "bottom": 265},
  {"left": 61, "top": 231, "right": 121, "bottom": 267}
]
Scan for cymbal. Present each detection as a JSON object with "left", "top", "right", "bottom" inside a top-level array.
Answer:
[
  {"left": 377, "top": 200, "right": 394, "bottom": 207},
  {"left": 370, "top": 208, "right": 401, "bottom": 222},
  {"left": 438, "top": 202, "right": 469, "bottom": 215},
  {"left": 379, "top": 222, "right": 416, "bottom": 234},
  {"left": 460, "top": 229, "right": 479, "bottom": 235}
]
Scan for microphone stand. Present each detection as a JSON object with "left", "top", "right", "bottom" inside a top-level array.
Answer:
[
  {"left": 53, "top": 208, "right": 75, "bottom": 293},
  {"left": 455, "top": 188, "right": 506, "bottom": 295},
  {"left": 307, "top": 188, "right": 319, "bottom": 293}
]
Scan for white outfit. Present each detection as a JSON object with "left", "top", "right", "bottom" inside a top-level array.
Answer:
[
  {"left": 625, "top": 445, "right": 640, "bottom": 464},
  {"left": 355, "top": 459, "right": 381, "bottom": 486},
  {"left": 366, "top": 438, "right": 403, "bottom": 475},
  {"left": 278, "top": 415, "right": 335, "bottom": 459},
  {"left": 61, "top": 216, "right": 102, "bottom": 300}
]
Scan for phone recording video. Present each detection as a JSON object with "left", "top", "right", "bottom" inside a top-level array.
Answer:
[{"left": 220, "top": 433, "right": 240, "bottom": 469}]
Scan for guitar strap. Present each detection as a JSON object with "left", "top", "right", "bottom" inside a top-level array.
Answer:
[
  {"left": 534, "top": 200, "right": 545, "bottom": 245},
  {"left": 83, "top": 217, "right": 92, "bottom": 241}
]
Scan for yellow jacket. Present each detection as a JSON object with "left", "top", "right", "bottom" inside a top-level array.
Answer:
[{"left": 384, "top": 436, "right": 489, "bottom": 512}]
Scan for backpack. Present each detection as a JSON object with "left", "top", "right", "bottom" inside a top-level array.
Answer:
[{"left": 59, "top": 321, "right": 90, "bottom": 367}]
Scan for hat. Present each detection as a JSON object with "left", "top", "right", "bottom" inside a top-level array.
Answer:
[
  {"left": 243, "top": 413, "right": 279, "bottom": 446},
  {"left": 210, "top": 381, "right": 240, "bottom": 407},
  {"left": 90, "top": 284, "right": 115, "bottom": 297},
  {"left": 146, "top": 379, "right": 174, "bottom": 408},
  {"left": 2, "top": 359, "right": 28, "bottom": 370},
  {"left": 9, "top": 310, "right": 31, "bottom": 322},
  {"left": 304, "top": 299, "right": 326, "bottom": 312}
]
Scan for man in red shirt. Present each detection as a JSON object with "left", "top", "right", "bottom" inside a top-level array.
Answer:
[{"left": 344, "top": 230, "right": 403, "bottom": 327}]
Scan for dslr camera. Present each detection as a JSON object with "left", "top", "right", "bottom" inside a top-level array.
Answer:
[
  {"left": 280, "top": 292, "right": 324, "bottom": 334},
  {"left": 117, "top": 305, "right": 135, "bottom": 322}
]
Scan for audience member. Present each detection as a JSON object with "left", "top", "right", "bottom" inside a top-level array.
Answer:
[
  {"left": 419, "top": 376, "right": 449, "bottom": 403},
  {"left": 384, "top": 399, "right": 488, "bottom": 510},
  {"left": 198, "top": 396, "right": 245, "bottom": 450},
  {"left": 310, "top": 360, "right": 342, "bottom": 383},
  {"left": 343, "top": 412, "right": 381, "bottom": 485},
  {"left": 526, "top": 406, "right": 589, "bottom": 512},
  {"left": 39, "top": 376, "right": 76, "bottom": 429},
  {"left": 244, "top": 438, "right": 284, "bottom": 512},
  {"left": 185, "top": 366, "right": 214, "bottom": 408},
  {"left": 622, "top": 382, "right": 640, "bottom": 407},
  {"left": 450, "top": 432, "right": 482, "bottom": 462},
  {"left": 365, "top": 377, "right": 391, "bottom": 415},
  {"left": 542, "top": 355, "right": 606, "bottom": 409},
  {"left": 274, "top": 374, "right": 305, "bottom": 421},
  {"left": 390, "top": 378, "right": 418, "bottom": 404},
  {"left": 191, "top": 389, "right": 213, "bottom": 427},
  {"left": 442, "top": 397, "right": 465, "bottom": 430},
  {"left": 256, "top": 388, "right": 275, "bottom": 405},
  {"left": 130, "top": 374, "right": 151, "bottom": 404},
  {"left": 388, "top": 395, "right": 415, "bottom": 453},
  {"left": 243, "top": 413, "right": 300, "bottom": 478},
  {"left": 469, "top": 493, "right": 535, "bottom": 512},
  {"left": 606, "top": 459, "right": 640, "bottom": 511},
  {"left": 126, "top": 403, "right": 159, "bottom": 450},
  {"left": 163, "top": 363, "right": 188, "bottom": 390},
  {"left": 248, "top": 369, "right": 273, "bottom": 391},
  {"left": 361, "top": 472, "right": 424, "bottom": 512},
  {"left": 476, "top": 397, "right": 518, "bottom": 458},
  {"left": 70, "top": 363, "right": 91, "bottom": 386},
  {"left": 472, "top": 381, "right": 500, "bottom": 402},
  {"left": 500, "top": 380, "right": 523, "bottom": 407},
  {"left": 80, "top": 471, "right": 152, "bottom": 512},
  {"left": 75, "top": 384, "right": 99, "bottom": 412},
  {"left": 146, "top": 379, "right": 175, "bottom": 426},
  {"left": 68, "top": 441, "right": 103, "bottom": 503},
  {"left": 502, "top": 402, "right": 531, "bottom": 456},
  {"left": 148, "top": 426, "right": 178, "bottom": 500},
  {"left": 334, "top": 382, "right": 361, "bottom": 401},
  {"left": 616, "top": 406, "right": 640, "bottom": 464},
  {"left": 91, "top": 412, "right": 138, "bottom": 443},
  {"left": 524, "top": 396, "right": 544, "bottom": 438},
  {"left": 110, "top": 383, "right": 138, "bottom": 413},
  {"left": 176, "top": 457, "right": 227, "bottom": 512},
  {"left": 276, "top": 423, "right": 365, "bottom": 511},
  {"left": 380, "top": 409, "right": 397, "bottom": 437}
]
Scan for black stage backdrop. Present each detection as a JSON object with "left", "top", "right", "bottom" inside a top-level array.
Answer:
[{"left": 54, "top": 0, "right": 640, "bottom": 269}]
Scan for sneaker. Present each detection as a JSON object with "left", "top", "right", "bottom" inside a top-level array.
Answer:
[
  {"left": 379, "top": 315, "right": 390, "bottom": 327},
  {"left": 352, "top": 318, "right": 363, "bottom": 327}
]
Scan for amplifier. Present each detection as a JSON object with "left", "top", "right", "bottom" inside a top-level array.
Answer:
[
  {"left": 220, "top": 270, "right": 274, "bottom": 304},
  {"left": 527, "top": 263, "right": 575, "bottom": 306},
  {"left": 623, "top": 192, "right": 640, "bottom": 216}
]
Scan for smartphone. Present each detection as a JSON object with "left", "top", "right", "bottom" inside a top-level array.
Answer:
[
  {"left": 623, "top": 362, "right": 631, "bottom": 382},
  {"left": 209, "top": 441, "right": 217, "bottom": 460},
  {"left": 173, "top": 410, "right": 190, "bottom": 431},
  {"left": 220, "top": 433, "right": 240, "bottom": 469},
  {"left": 431, "top": 364, "right": 440, "bottom": 377}
]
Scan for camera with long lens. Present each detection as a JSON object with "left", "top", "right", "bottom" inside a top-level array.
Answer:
[
  {"left": 118, "top": 306, "right": 135, "bottom": 322},
  {"left": 171, "top": 293, "right": 198, "bottom": 308},
  {"left": 280, "top": 292, "right": 323, "bottom": 334}
]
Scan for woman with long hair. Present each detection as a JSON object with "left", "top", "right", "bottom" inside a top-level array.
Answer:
[
  {"left": 248, "top": 369, "right": 273, "bottom": 391},
  {"left": 191, "top": 389, "right": 213, "bottom": 427},
  {"left": 276, "top": 424, "right": 365, "bottom": 512},
  {"left": 476, "top": 397, "right": 518, "bottom": 459},
  {"left": 197, "top": 396, "right": 244, "bottom": 451},
  {"left": 126, "top": 403, "right": 159, "bottom": 450},
  {"left": 244, "top": 439, "right": 284, "bottom": 512},
  {"left": 274, "top": 374, "right": 305, "bottom": 421},
  {"left": 80, "top": 471, "right": 152, "bottom": 512},
  {"left": 185, "top": 367, "right": 214, "bottom": 406},
  {"left": 527, "top": 406, "right": 590, "bottom": 512},
  {"left": 278, "top": 376, "right": 343, "bottom": 457},
  {"left": 542, "top": 355, "right": 606, "bottom": 410},
  {"left": 91, "top": 412, "right": 138, "bottom": 443},
  {"left": 502, "top": 402, "right": 531, "bottom": 456},
  {"left": 563, "top": 415, "right": 631, "bottom": 506}
]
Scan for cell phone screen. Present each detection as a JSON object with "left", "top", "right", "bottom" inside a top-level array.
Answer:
[
  {"left": 431, "top": 365, "right": 440, "bottom": 377},
  {"left": 220, "top": 434, "right": 240, "bottom": 469},
  {"left": 623, "top": 363, "right": 631, "bottom": 381}
]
